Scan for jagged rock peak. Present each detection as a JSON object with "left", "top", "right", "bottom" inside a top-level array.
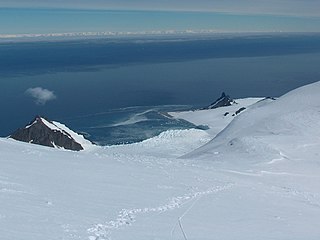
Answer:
[
  {"left": 205, "top": 92, "right": 237, "bottom": 109},
  {"left": 9, "top": 116, "right": 92, "bottom": 151}
]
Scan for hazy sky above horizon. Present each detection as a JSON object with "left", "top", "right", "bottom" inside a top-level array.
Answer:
[
  {"left": 1, "top": 1, "right": 320, "bottom": 34},
  {"left": 2, "top": 0, "right": 320, "bottom": 17}
]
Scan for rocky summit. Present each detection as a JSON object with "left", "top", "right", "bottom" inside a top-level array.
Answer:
[
  {"left": 205, "top": 92, "right": 236, "bottom": 109},
  {"left": 9, "top": 116, "right": 89, "bottom": 151}
]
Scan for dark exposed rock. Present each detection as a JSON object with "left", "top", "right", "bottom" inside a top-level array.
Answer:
[
  {"left": 265, "top": 97, "right": 277, "bottom": 101},
  {"left": 9, "top": 116, "right": 86, "bottom": 151},
  {"left": 224, "top": 112, "right": 230, "bottom": 116},
  {"left": 235, "top": 107, "right": 246, "bottom": 115},
  {"left": 204, "top": 92, "right": 236, "bottom": 110}
]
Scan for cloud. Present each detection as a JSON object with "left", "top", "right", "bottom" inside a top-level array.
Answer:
[{"left": 25, "top": 87, "right": 57, "bottom": 105}]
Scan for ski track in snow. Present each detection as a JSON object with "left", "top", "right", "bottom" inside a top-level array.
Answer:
[
  {"left": 275, "top": 186, "right": 320, "bottom": 209},
  {"left": 87, "top": 183, "right": 234, "bottom": 240},
  {"left": 0, "top": 177, "right": 29, "bottom": 195}
]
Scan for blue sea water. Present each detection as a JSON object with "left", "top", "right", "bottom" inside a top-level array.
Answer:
[
  {"left": 1, "top": 33, "right": 320, "bottom": 145},
  {"left": 64, "top": 105, "right": 201, "bottom": 145}
]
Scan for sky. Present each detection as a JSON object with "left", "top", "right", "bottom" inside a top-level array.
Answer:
[
  {"left": 1, "top": 1, "right": 320, "bottom": 35},
  {"left": 1, "top": 0, "right": 320, "bottom": 17}
]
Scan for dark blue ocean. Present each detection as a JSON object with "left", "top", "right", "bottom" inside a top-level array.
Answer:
[{"left": 1, "top": 33, "right": 320, "bottom": 145}]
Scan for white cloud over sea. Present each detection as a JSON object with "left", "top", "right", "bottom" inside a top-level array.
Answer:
[{"left": 25, "top": 87, "right": 57, "bottom": 105}]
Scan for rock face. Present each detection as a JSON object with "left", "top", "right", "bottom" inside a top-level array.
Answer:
[
  {"left": 10, "top": 116, "right": 90, "bottom": 151},
  {"left": 205, "top": 92, "right": 236, "bottom": 109}
]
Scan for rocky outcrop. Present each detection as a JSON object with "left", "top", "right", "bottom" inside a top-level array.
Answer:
[
  {"left": 9, "top": 116, "right": 90, "bottom": 151},
  {"left": 235, "top": 107, "right": 246, "bottom": 115},
  {"left": 204, "top": 92, "right": 236, "bottom": 109}
]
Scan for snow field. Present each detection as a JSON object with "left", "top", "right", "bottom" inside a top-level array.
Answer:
[{"left": 1, "top": 81, "right": 320, "bottom": 239}]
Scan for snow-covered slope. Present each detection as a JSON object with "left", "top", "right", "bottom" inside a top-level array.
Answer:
[
  {"left": 185, "top": 81, "right": 320, "bottom": 163},
  {"left": 0, "top": 129, "right": 216, "bottom": 240},
  {"left": 169, "top": 97, "right": 264, "bottom": 137},
  {"left": 1, "top": 82, "right": 320, "bottom": 240},
  {"left": 52, "top": 120, "right": 94, "bottom": 151}
]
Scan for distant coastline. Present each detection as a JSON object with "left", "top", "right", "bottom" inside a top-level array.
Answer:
[{"left": 1, "top": 31, "right": 319, "bottom": 43}]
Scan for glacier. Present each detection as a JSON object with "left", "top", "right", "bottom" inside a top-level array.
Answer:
[{"left": 1, "top": 81, "right": 320, "bottom": 240}]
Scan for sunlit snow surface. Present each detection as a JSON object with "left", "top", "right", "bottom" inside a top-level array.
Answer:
[{"left": 1, "top": 82, "right": 320, "bottom": 240}]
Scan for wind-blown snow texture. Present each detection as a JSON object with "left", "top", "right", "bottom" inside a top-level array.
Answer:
[{"left": 1, "top": 82, "right": 320, "bottom": 240}]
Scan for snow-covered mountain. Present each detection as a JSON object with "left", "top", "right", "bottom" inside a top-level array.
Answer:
[
  {"left": 1, "top": 82, "right": 320, "bottom": 240},
  {"left": 9, "top": 116, "right": 93, "bottom": 151},
  {"left": 185, "top": 81, "right": 320, "bottom": 162}
]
